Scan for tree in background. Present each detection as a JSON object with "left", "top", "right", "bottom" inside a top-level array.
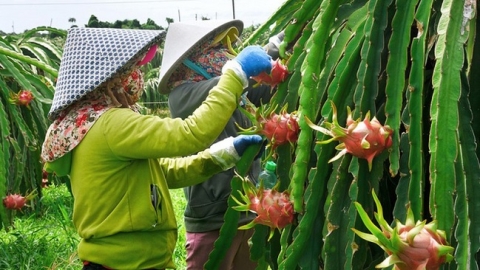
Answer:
[
  {"left": 68, "top": 17, "right": 77, "bottom": 28},
  {"left": 86, "top": 15, "right": 164, "bottom": 30}
]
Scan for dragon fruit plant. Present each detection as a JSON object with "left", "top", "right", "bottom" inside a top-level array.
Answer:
[
  {"left": 306, "top": 101, "right": 393, "bottom": 170},
  {"left": 232, "top": 174, "right": 294, "bottom": 240},
  {"left": 353, "top": 190, "right": 454, "bottom": 269}
]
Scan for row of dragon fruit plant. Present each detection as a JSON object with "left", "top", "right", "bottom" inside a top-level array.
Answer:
[
  {"left": 205, "top": 0, "right": 480, "bottom": 269},
  {"left": 0, "top": 27, "right": 164, "bottom": 227},
  {"left": 0, "top": 27, "right": 66, "bottom": 227}
]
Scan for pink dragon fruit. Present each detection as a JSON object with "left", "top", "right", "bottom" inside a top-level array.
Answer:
[
  {"left": 233, "top": 176, "right": 294, "bottom": 240},
  {"left": 2, "top": 190, "right": 37, "bottom": 210},
  {"left": 251, "top": 59, "right": 289, "bottom": 88},
  {"left": 239, "top": 104, "right": 300, "bottom": 159},
  {"left": 306, "top": 101, "right": 393, "bottom": 170},
  {"left": 10, "top": 90, "right": 34, "bottom": 107},
  {"left": 353, "top": 191, "right": 454, "bottom": 269}
]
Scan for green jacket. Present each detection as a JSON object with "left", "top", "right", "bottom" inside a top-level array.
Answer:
[{"left": 45, "top": 71, "right": 244, "bottom": 269}]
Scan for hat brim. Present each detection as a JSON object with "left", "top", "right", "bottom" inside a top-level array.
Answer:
[
  {"left": 158, "top": 20, "right": 243, "bottom": 94},
  {"left": 48, "top": 28, "right": 166, "bottom": 120}
]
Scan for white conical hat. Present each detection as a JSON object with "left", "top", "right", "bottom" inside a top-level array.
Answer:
[
  {"left": 158, "top": 20, "right": 243, "bottom": 94},
  {"left": 48, "top": 27, "right": 165, "bottom": 120}
]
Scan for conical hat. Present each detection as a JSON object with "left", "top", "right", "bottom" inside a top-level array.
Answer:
[
  {"left": 158, "top": 20, "right": 243, "bottom": 94},
  {"left": 48, "top": 27, "right": 165, "bottom": 120}
]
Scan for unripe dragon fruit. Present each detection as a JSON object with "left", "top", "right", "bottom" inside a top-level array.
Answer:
[
  {"left": 306, "top": 101, "right": 393, "bottom": 170},
  {"left": 251, "top": 59, "right": 289, "bottom": 88},
  {"left": 233, "top": 176, "right": 294, "bottom": 240},
  {"left": 353, "top": 191, "right": 454, "bottom": 270},
  {"left": 10, "top": 90, "right": 34, "bottom": 107},
  {"left": 239, "top": 104, "right": 300, "bottom": 158}
]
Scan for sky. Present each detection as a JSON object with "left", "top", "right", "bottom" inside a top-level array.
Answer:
[{"left": 0, "top": 0, "right": 285, "bottom": 33}]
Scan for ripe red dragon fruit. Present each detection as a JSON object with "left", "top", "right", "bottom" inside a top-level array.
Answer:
[
  {"left": 306, "top": 101, "right": 393, "bottom": 170},
  {"left": 353, "top": 191, "right": 454, "bottom": 269},
  {"left": 233, "top": 177, "right": 294, "bottom": 240},
  {"left": 10, "top": 90, "right": 34, "bottom": 107},
  {"left": 2, "top": 190, "right": 37, "bottom": 210},
  {"left": 3, "top": 194, "right": 27, "bottom": 210},
  {"left": 251, "top": 59, "right": 289, "bottom": 88},
  {"left": 261, "top": 109, "right": 299, "bottom": 150},
  {"left": 239, "top": 104, "right": 300, "bottom": 157}
]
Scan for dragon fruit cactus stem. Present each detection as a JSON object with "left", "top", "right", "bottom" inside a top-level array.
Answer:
[
  {"left": 352, "top": 190, "right": 454, "bottom": 270},
  {"left": 306, "top": 101, "right": 393, "bottom": 170},
  {"left": 232, "top": 175, "right": 294, "bottom": 240}
]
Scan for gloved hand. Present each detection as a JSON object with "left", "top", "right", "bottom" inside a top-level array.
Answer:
[
  {"left": 209, "top": 135, "right": 264, "bottom": 170},
  {"left": 233, "top": 135, "right": 264, "bottom": 156},
  {"left": 234, "top": 46, "right": 272, "bottom": 78}
]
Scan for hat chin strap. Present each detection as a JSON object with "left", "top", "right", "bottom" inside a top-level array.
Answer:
[{"left": 182, "top": 59, "right": 213, "bottom": 79}]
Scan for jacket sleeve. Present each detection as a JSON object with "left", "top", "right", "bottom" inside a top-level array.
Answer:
[
  {"left": 158, "top": 137, "right": 238, "bottom": 189},
  {"left": 157, "top": 150, "right": 224, "bottom": 189},
  {"left": 103, "top": 70, "right": 243, "bottom": 159}
]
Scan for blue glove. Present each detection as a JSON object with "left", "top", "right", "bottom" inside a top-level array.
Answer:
[
  {"left": 234, "top": 46, "right": 272, "bottom": 78},
  {"left": 233, "top": 135, "right": 264, "bottom": 156}
]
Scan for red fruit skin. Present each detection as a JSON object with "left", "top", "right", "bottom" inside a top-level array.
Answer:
[
  {"left": 252, "top": 59, "right": 289, "bottom": 88},
  {"left": 339, "top": 117, "right": 393, "bottom": 165},
  {"left": 3, "top": 194, "right": 27, "bottom": 210},
  {"left": 248, "top": 189, "right": 294, "bottom": 229},
  {"left": 261, "top": 112, "right": 300, "bottom": 149},
  {"left": 11, "top": 90, "right": 34, "bottom": 107},
  {"left": 390, "top": 226, "right": 450, "bottom": 270},
  {"left": 18, "top": 91, "right": 34, "bottom": 106}
]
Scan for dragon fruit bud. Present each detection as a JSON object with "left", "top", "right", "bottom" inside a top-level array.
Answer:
[
  {"left": 352, "top": 191, "right": 454, "bottom": 270},
  {"left": 306, "top": 101, "right": 393, "bottom": 170},
  {"left": 10, "top": 90, "right": 34, "bottom": 107},
  {"left": 233, "top": 176, "right": 294, "bottom": 240},
  {"left": 251, "top": 59, "right": 289, "bottom": 88}
]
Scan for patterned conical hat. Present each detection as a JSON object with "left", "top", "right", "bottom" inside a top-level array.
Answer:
[
  {"left": 158, "top": 20, "right": 243, "bottom": 94},
  {"left": 48, "top": 27, "right": 165, "bottom": 120}
]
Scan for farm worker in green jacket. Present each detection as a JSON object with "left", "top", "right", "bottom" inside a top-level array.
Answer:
[{"left": 40, "top": 28, "right": 272, "bottom": 269}]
